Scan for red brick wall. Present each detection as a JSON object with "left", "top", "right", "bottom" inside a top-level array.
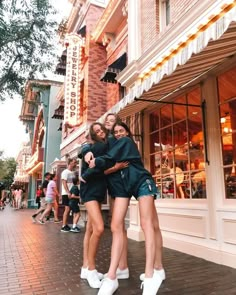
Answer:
[
  {"left": 84, "top": 4, "right": 108, "bottom": 122},
  {"left": 87, "top": 39, "right": 107, "bottom": 122},
  {"left": 105, "top": 37, "right": 128, "bottom": 110},
  {"left": 141, "top": 0, "right": 199, "bottom": 54},
  {"left": 171, "top": 0, "right": 199, "bottom": 24},
  {"left": 141, "top": 0, "right": 158, "bottom": 53}
]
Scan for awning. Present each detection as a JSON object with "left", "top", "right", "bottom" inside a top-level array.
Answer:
[
  {"left": 52, "top": 105, "right": 64, "bottom": 119},
  {"left": 105, "top": 3, "right": 236, "bottom": 117},
  {"left": 101, "top": 53, "right": 127, "bottom": 83},
  {"left": 14, "top": 175, "right": 30, "bottom": 183},
  {"left": 77, "top": 25, "right": 86, "bottom": 38}
]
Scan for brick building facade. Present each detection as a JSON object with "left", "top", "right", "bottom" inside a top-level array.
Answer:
[{"left": 51, "top": 0, "right": 236, "bottom": 268}]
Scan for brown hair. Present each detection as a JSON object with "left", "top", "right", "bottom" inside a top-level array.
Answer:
[
  {"left": 89, "top": 122, "right": 108, "bottom": 142},
  {"left": 112, "top": 121, "right": 133, "bottom": 139}
]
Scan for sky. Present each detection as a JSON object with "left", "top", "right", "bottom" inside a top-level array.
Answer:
[{"left": 0, "top": 0, "right": 72, "bottom": 158}]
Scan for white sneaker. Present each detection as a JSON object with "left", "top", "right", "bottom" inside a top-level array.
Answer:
[
  {"left": 81, "top": 267, "right": 104, "bottom": 280},
  {"left": 116, "top": 268, "right": 129, "bottom": 279},
  {"left": 104, "top": 268, "right": 129, "bottom": 280},
  {"left": 141, "top": 273, "right": 162, "bottom": 295},
  {"left": 97, "top": 278, "right": 118, "bottom": 295},
  {"left": 139, "top": 268, "right": 165, "bottom": 281},
  {"left": 87, "top": 269, "right": 103, "bottom": 288}
]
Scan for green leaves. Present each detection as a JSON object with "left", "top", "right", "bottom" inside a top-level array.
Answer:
[
  {"left": 0, "top": 0, "right": 64, "bottom": 101},
  {"left": 0, "top": 154, "right": 17, "bottom": 189}
]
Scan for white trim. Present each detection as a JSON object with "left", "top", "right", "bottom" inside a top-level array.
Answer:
[
  {"left": 159, "top": 0, "right": 170, "bottom": 32},
  {"left": 163, "top": 234, "right": 236, "bottom": 268},
  {"left": 111, "top": 3, "right": 236, "bottom": 114}
]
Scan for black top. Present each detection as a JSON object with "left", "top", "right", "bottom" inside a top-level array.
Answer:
[{"left": 41, "top": 179, "right": 49, "bottom": 198}]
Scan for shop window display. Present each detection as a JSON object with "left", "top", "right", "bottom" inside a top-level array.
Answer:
[
  {"left": 218, "top": 66, "right": 236, "bottom": 199},
  {"left": 149, "top": 87, "right": 206, "bottom": 199}
]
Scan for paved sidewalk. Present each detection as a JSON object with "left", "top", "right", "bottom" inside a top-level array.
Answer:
[{"left": 0, "top": 205, "right": 236, "bottom": 295}]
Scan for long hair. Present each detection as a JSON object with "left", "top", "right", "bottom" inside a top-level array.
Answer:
[
  {"left": 89, "top": 122, "right": 108, "bottom": 142},
  {"left": 111, "top": 121, "right": 133, "bottom": 139}
]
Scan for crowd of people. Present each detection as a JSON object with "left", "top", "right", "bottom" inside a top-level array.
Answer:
[{"left": 23, "top": 112, "right": 165, "bottom": 295}]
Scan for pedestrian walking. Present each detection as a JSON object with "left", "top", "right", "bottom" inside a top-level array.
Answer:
[
  {"left": 14, "top": 186, "right": 23, "bottom": 210},
  {"left": 31, "top": 172, "right": 51, "bottom": 222},
  {"left": 38, "top": 173, "right": 60, "bottom": 224},
  {"left": 35, "top": 185, "right": 42, "bottom": 209},
  {"left": 60, "top": 158, "right": 77, "bottom": 232}
]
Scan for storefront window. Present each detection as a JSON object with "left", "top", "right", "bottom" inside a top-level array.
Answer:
[
  {"left": 218, "top": 66, "right": 236, "bottom": 199},
  {"left": 150, "top": 87, "right": 206, "bottom": 199}
]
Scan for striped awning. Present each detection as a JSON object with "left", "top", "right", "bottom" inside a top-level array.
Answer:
[{"left": 105, "top": 2, "right": 236, "bottom": 118}]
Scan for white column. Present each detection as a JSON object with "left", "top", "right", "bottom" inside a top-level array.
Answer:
[
  {"left": 127, "top": 198, "right": 145, "bottom": 241},
  {"left": 128, "top": 0, "right": 141, "bottom": 63},
  {"left": 202, "top": 76, "right": 224, "bottom": 240}
]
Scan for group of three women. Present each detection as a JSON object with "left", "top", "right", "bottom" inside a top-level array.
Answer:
[{"left": 79, "top": 113, "right": 165, "bottom": 295}]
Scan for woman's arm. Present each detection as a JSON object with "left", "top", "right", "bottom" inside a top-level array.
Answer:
[
  {"left": 89, "top": 137, "right": 140, "bottom": 169},
  {"left": 104, "top": 161, "right": 129, "bottom": 175}
]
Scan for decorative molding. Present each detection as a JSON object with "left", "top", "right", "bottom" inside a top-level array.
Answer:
[{"left": 122, "top": 0, "right": 128, "bottom": 17}]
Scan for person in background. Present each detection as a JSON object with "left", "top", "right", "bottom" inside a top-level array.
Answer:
[
  {"left": 69, "top": 176, "right": 81, "bottom": 233},
  {"left": 31, "top": 172, "right": 51, "bottom": 222},
  {"left": 61, "top": 158, "right": 78, "bottom": 232},
  {"left": 14, "top": 186, "right": 23, "bottom": 210},
  {"left": 38, "top": 173, "right": 60, "bottom": 224},
  {"left": 36, "top": 185, "right": 42, "bottom": 209}
]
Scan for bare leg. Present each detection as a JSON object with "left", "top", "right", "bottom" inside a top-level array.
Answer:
[
  {"left": 73, "top": 212, "right": 81, "bottom": 225},
  {"left": 118, "top": 228, "right": 128, "bottom": 270},
  {"left": 138, "top": 196, "right": 156, "bottom": 278},
  {"left": 53, "top": 201, "right": 59, "bottom": 221},
  {"left": 107, "top": 198, "right": 130, "bottom": 279},
  {"left": 40, "top": 203, "right": 53, "bottom": 220},
  {"left": 82, "top": 217, "right": 93, "bottom": 268},
  {"left": 85, "top": 201, "right": 104, "bottom": 270},
  {"left": 62, "top": 205, "right": 70, "bottom": 226},
  {"left": 152, "top": 204, "right": 164, "bottom": 269},
  {"left": 110, "top": 197, "right": 129, "bottom": 271}
]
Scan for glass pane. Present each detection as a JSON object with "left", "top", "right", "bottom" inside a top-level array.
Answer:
[
  {"left": 160, "top": 104, "right": 172, "bottom": 128},
  {"left": 160, "top": 126, "right": 172, "bottom": 146},
  {"left": 150, "top": 153, "right": 162, "bottom": 176},
  {"left": 173, "top": 121, "right": 187, "bottom": 146},
  {"left": 218, "top": 65, "right": 236, "bottom": 103},
  {"left": 225, "top": 168, "right": 236, "bottom": 199},
  {"left": 191, "top": 170, "right": 207, "bottom": 198},
  {"left": 150, "top": 131, "right": 160, "bottom": 154},
  {"left": 219, "top": 97, "right": 236, "bottom": 199},
  {"left": 173, "top": 95, "right": 186, "bottom": 122},
  {"left": 187, "top": 87, "right": 201, "bottom": 117},
  {"left": 150, "top": 110, "right": 159, "bottom": 132}
]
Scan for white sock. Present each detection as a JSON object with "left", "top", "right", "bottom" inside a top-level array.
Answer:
[{"left": 73, "top": 224, "right": 76, "bottom": 228}]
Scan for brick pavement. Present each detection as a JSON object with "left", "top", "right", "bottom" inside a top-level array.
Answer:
[{"left": 0, "top": 205, "right": 236, "bottom": 295}]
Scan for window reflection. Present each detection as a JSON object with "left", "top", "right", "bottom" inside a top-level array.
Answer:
[
  {"left": 218, "top": 66, "right": 236, "bottom": 199},
  {"left": 150, "top": 87, "right": 206, "bottom": 199}
]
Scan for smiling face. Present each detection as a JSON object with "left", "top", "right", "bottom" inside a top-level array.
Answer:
[
  {"left": 104, "top": 114, "right": 116, "bottom": 131},
  {"left": 92, "top": 123, "right": 106, "bottom": 141},
  {"left": 113, "top": 125, "right": 129, "bottom": 139}
]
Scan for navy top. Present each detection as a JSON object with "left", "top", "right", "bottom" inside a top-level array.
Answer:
[
  {"left": 80, "top": 141, "right": 108, "bottom": 203},
  {"left": 95, "top": 137, "right": 153, "bottom": 197}
]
